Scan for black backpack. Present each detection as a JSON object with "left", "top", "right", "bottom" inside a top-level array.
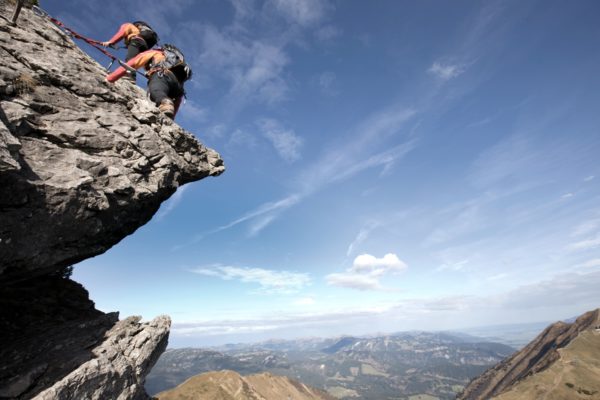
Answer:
[
  {"left": 133, "top": 21, "right": 158, "bottom": 48},
  {"left": 160, "top": 44, "right": 193, "bottom": 82}
]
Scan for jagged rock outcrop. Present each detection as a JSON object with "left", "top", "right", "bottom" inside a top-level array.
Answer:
[
  {"left": 34, "top": 316, "right": 171, "bottom": 400},
  {"left": 0, "top": 3, "right": 223, "bottom": 399},
  {"left": 0, "top": 3, "right": 224, "bottom": 281},
  {"left": 458, "top": 308, "right": 600, "bottom": 400},
  {"left": 155, "top": 370, "right": 337, "bottom": 400}
]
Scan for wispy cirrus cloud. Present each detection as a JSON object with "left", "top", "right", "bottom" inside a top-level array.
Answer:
[
  {"left": 346, "top": 221, "right": 380, "bottom": 257},
  {"left": 435, "top": 258, "right": 470, "bottom": 273},
  {"left": 258, "top": 118, "right": 304, "bottom": 162},
  {"left": 156, "top": 185, "right": 190, "bottom": 220},
  {"left": 428, "top": 61, "right": 467, "bottom": 80},
  {"left": 315, "top": 25, "right": 342, "bottom": 42},
  {"left": 206, "top": 105, "right": 417, "bottom": 236},
  {"left": 176, "top": 0, "right": 336, "bottom": 121},
  {"left": 567, "top": 234, "right": 600, "bottom": 252},
  {"left": 315, "top": 71, "right": 339, "bottom": 96},
  {"left": 268, "top": 0, "right": 332, "bottom": 27},
  {"left": 576, "top": 259, "right": 600, "bottom": 269},
  {"left": 326, "top": 253, "right": 407, "bottom": 291},
  {"left": 191, "top": 264, "right": 311, "bottom": 294},
  {"left": 571, "top": 218, "right": 600, "bottom": 237}
]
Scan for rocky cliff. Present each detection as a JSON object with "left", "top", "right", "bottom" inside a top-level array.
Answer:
[
  {"left": 0, "top": 3, "right": 223, "bottom": 399},
  {"left": 458, "top": 308, "right": 600, "bottom": 400}
]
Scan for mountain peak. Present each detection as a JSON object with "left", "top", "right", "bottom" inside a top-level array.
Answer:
[
  {"left": 156, "top": 370, "right": 336, "bottom": 400},
  {"left": 459, "top": 308, "right": 600, "bottom": 400}
]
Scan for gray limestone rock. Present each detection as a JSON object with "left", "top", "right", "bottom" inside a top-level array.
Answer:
[
  {"left": 0, "top": 3, "right": 224, "bottom": 399},
  {"left": 0, "top": 4, "right": 224, "bottom": 282},
  {"left": 33, "top": 316, "right": 171, "bottom": 400}
]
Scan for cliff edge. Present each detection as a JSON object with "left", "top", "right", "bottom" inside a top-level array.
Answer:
[{"left": 0, "top": 3, "right": 224, "bottom": 399}]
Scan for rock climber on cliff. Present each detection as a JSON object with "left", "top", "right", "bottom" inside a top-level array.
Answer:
[
  {"left": 105, "top": 44, "right": 192, "bottom": 119},
  {"left": 101, "top": 21, "right": 158, "bottom": 81}
]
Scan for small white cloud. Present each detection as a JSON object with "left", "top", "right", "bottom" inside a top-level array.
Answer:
[
  {"left": 428, "top": 61, "right": 466, "bottom": 81},
  {"left": 258, "top": 118, "right": 304, "bottom": 162},
  {"left": 561, "top": 193, "right": 574, "bottom": 199},
  {"left": 351, "top": 253, "right": 407, "bottom": 274},
  {"left": 326, "top": 253, "right": 407, "bottom": 291},
  {"left": 584, "top": 175, "right": 595, "bottom": 182},
  {"left": 192, "top": 265, "right": 311, "bottom": 294}
]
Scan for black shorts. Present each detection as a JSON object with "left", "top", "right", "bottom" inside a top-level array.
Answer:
[{"left": 148, "top": 71, "right": 184, "bottom": 105}]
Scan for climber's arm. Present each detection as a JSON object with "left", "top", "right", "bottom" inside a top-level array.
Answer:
[
  {"left": 102, "top": 23, "right": 134, "bottom": 47},
  {"left": 106, "top": 50, "right": 158, "bottom": 83}
]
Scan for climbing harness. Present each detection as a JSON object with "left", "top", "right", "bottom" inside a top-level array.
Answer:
[
  {"left": 31, "top": 6, "right": 146, "bottom": 78},
  {"left": 148, "top": 44, "right": 193, "bottom": 82}
]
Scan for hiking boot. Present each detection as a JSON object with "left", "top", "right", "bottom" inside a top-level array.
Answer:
[{"left": 159, "top": 98, "right": 175, "bottom": 119}]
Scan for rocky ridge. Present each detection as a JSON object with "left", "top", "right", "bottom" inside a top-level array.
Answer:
[
  {"left": 458, "top": 308, "right": 600, "bottom": 400},
  {"left": 155, "top": 370, "right": 337, "bottom": 400},
  {"left": 0, "top": 3, "right": 223, "bottom": 399}
]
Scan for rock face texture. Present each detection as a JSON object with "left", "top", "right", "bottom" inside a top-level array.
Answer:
[
  {"left": 155, "top": 370, "right": 338, "bottom": 400},
  {"left": 458, "top": 308, "right": 600, "bottom": 400},
  {"left": 0, "top": 3, "right": 223, "bottom": 399},
  {"left": 0, "top": 4, "right": 224, "bottom": 282}
]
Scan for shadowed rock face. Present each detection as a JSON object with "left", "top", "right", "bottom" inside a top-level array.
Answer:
[
  {"left": 0, "top": 3, "right": 223, "bottom": 399},
  {"left": 458, "top": 309, "right": 600, "bottom": 400}
]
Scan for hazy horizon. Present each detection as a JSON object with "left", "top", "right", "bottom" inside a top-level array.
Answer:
[{"left": 43, "top": 0, "right": 600, "bottom": 347}]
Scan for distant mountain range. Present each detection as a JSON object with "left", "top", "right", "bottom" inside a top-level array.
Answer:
[
  {"left": 458, "top": 308, "right": 600, "bottom": 400},
  {"left": 146, "top": 331, "right": 514, "bottom": 399},
  {"left": 148, "top": 309, "right": 600, "bottom": 399}
]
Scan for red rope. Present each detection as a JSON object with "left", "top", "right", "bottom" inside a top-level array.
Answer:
[{"left": 45, "top": 15, "right": 117, "bottom": 61}]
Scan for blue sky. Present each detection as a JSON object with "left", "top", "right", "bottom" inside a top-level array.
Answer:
[{"left": 43, "top": 0, "right": 600, "bottom": 346}]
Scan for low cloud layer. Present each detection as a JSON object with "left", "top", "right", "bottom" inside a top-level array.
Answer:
[{"left": 172, "top": 270, "right": 600, "bottom": 346}]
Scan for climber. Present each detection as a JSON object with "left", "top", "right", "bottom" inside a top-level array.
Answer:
[
  {"left": 101, "top": 21, "right": 159, "bottom": 81},
  {"left": 105, "top": 44, "right": 192, "bottom": 119}
]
